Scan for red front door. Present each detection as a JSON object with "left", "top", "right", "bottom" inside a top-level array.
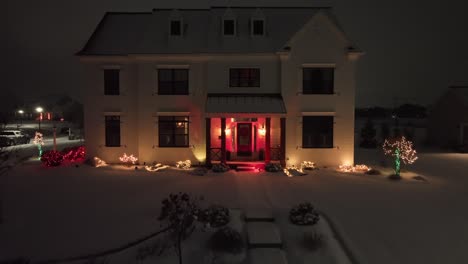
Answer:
[{"left": 237, "top": 123, "right": 252, "bottom": 156}]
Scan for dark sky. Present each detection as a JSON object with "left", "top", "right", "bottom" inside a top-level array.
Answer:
[{"left": 5, "top": 0, "right": 468, "bottom": 107}]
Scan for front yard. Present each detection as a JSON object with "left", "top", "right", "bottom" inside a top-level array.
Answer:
[{"left": 1, "top": 149, "right": 468, "bottom": 263}]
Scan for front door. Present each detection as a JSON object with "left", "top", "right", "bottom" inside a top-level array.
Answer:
[{"left": 237, "top": 123, "right": 252, "bottom": 156}]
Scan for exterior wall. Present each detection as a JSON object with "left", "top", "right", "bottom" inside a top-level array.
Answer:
[
  {"left": 427, "top": 92, "right": 468, "bottom": 147},
  {"left": 281, "top": 12, "right": 356, "bottom": 166},
  {"left": 83, "top": 61, "right": 139, "bottom": 163}
]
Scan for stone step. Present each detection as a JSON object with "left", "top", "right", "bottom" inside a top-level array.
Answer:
[
  {"left": 245, "top": 208, "right": 275, "bottom": 222},
  {"left": 247, "top": 222, "right": 282, "bottom": 248},
  {"left": 236, "top": 166, "right": 257, "bottom": 171},
  {"left": 249, "top": 248, "right": 288, "bottom": 264}
]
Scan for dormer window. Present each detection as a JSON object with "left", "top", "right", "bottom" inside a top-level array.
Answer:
[
  {"left": 223, "top": 19, "right": 235, "bottom": 36},
  {"left": 170, "top": 19, "right": 182, "bottom": 36},
  {"left": 252, "top": 19, "right": 265, "bottom": 36}
]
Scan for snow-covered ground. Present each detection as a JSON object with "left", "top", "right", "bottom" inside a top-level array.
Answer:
[{"left": 1, "top": 149, "right": 468, "bottom": 263}]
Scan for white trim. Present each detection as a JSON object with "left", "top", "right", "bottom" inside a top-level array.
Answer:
[
  {"left": 101, "top": 65, "right": 121, "bottom": 70},
  {"left": 301, "top": 112, "right": 335, "bottom": 116},
  {"left": 156, "top": 64, "right": 190, "bottom": 69},
  {"left": 103, "top": 111, "right": 122, "bottom": 115},
  {"left": 156, "top": 112, "right": 190, "bottom": 116},
  {"left": 302, "top": 63, "right": 336, "bottom": 68}
]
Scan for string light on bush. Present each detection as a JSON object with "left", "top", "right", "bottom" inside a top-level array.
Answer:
[
  {"left": 119, "top": 153, "right": 138, "bottom": 165},
  {"left": 383, "top": 136, "right": 418, "bottom": 177},
  {"left": 33, "top": 132, "right": 44, "bottom": 158},
  {"left": 176, "top": 160, "right": 191, "bottom": 169},
  {"left": 145, "top": 163, "right": 170, "bottom": 172},
  {"left": 94, "top": 157, "right": 107, "bottom": 167}
]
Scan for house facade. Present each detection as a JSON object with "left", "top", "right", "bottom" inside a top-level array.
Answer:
[
  {"left": 427, "top": 86, "right": 468, "bottom": 148},
  {"left": 77, "top": 6, "right": 363, "bottom": 167}
]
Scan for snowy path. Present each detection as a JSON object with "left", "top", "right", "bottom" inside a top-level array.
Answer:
[{"left": 1, "top": 150, "right": 468, "bottom": 263}]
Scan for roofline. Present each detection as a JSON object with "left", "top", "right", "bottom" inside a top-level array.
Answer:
[
  {"left": 75, "top": 13, "right": 110, "bottom": 56},
  {"left": 449, "top": 85, "right": 468, "bottom": 89},
  {"left": 210, "top": 6, "right": 332, "bottom": 9},
  {"left": 207, "top": 93, "right": 283, "bottom": 98}
]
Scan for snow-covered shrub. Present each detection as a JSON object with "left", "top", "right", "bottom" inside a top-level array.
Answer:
[
  {"left": 303, "top": 231, "right": 324, "bottom": 251},
  {"left": 211, "top": 163, "right": 230, "bottom": 173},
  {"left": 40, "top": 150, "right": 64, "bottom": 167},
  {"left": 365, "top": 168, "right": 381, "bottom": 175},
  {"left": 265, "top": 162, "right": 282, "bottom": 172},
  {"left": 209, "top": 226, "right": 244, "bottom": 254},
  {"left": 289, "top": 202, "right": 320, "bottom": 226},
  {"left": 199, "top": 204, "right": 230, "bottom": 228}
]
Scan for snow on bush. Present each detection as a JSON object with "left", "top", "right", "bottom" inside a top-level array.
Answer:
[
  {"left": 199, "top": 204, "right": 230, "bottom": 228},
  {"left": 289, "top": 202, "right": 320, "bottom": 226},
  {"left": 209, "top": 226, "right": 244, "bottom": 254},
  {"left": 41, "top": 150, "right": 64, "bottom": 167}
]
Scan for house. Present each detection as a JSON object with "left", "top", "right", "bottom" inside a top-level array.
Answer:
[
  {"left": 76, "top": 4, "right": 363, "bottom": 167},
  {"left": 427, "top": 86, "right": 468, "bottom": 148}
]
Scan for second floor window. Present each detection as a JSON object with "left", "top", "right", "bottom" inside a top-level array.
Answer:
[
  {"left": 158, "top": 69, "right": 189, "bottom": 95},
  {"left": 105, "top": 115, "right": 120, "bottom": 147},
  {"left": 303, "top": 67, "right": 334, "bottom": 94},
  {"left": 229, "top": 68, "right": 260, "bottom": 87},
  {"left": 104, "top": 69, "right": 119, "bottom": 95}
]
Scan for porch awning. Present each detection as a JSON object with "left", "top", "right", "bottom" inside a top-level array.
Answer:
[{"left": 205, "top": 94, "right": 286, "bottom": 114}]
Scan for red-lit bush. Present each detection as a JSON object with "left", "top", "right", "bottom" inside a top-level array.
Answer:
[
  {"left": 41, "top": 150, "right": 64, "bottom": 167},
  {"left": 62, "top": 146, "right": 86, "bottom": 162}
]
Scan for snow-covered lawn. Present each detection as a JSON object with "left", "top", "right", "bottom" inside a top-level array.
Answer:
[{"left": 1, "top": 149, "right": 468, "bottom": 263}]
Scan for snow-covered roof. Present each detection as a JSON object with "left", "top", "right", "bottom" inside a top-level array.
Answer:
[
  {"left": 206, "top": 94, "right": 286, "bottom": 113},
  {"left": 78, "top": 5, "right": 350, "bottom": 55}
]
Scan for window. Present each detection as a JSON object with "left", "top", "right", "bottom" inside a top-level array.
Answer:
[
  {"left": 159, "top": 116, "right": 189, "bottom": 147},
  {"left": 105, "top": 115, "right": 120, "bottom": 147},
  {"left": 302, "top": 68, "right": 334, "bottom": 94},
  {"left": 302, "top": 116, "right": 333, "bottom": 148},
  {"left": 158, "top": 69, "right": 189, "bottom": 95},
  {"left": 170, "top": 20, "right": 182, "bottom": 36},
  {"left": 223, "top": 19, "right": 235, "bottom": 36},
  {"left": 104, "top": 69, "right": 119, "bottom": 95},
  {"left": 229, "top": 68, "right": 260, "bottom": 87},
  {"left": 252, "top": 19, "right": 264, "bottom": 36}
]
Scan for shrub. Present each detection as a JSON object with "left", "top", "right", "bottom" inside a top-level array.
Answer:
[
  {"left": 360, "top": 119, "right": 377, "bottom": 148},
  {"left": 265, "top": 163, "right": 282, "bottom": 172},
  {"left": 303, "top": 231, "right": 324, "bottom": 251},
  {"left": 199, "top": 204, "right": 230, "bottom": 228},
  {"left": 61, "top": 145, "right": 86, "bottom": 162},
  {"left": 209, "top": 226, "right": 244, "bottom": 254},
  {"left": 289, "top": 202, "right": 320, "bottom": 226},
  {"left": 40, "top": 150, "right": 64, "bottom": 167},
  {"left": 212, "top": 163, "right": 230, "bottom": 173}
]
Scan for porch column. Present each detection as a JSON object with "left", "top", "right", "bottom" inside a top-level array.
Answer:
[
  {"left": 221, "top": 117, "right": 226, "bottom": 163},
  {"left": 280, "top": 117, "right": 286, "bottom": 167},
  {"left": 206, "top": 118, "right": 211, "bottom": 167},
  {"left": 265, "top": 117, "right": 271, "bottom": 163}
]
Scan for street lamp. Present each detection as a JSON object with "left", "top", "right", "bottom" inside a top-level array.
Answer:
[
  {"left": 36, "top": 107, "right": 43, "bottom": 130},
  {"left": 17, "top": 110, "right": 24, "bottom": 128}
]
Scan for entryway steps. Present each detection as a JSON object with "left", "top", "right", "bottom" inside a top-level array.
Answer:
[{"left": 236, "top": 166, "right": 257, "bottom": 171}]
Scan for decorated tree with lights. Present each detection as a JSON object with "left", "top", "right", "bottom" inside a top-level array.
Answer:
[
  {"left": 383, "top": 136, "right": 418, "bottom": 177},
  {"left": 33, "top": 132, "right": 44, "bottom": 158}
]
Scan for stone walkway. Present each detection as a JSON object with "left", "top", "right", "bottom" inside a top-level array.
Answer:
[{"left": 245, "top": 209, "right": 288, "bottom": 264}]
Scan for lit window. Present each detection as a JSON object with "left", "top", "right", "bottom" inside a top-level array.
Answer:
[{"left": 159, "top": 116, "right": 189, "bottom": 147}]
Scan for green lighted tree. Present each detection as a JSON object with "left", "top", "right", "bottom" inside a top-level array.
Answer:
[{"left": 383, "top": 136, "right": 418, "bottom": 177}]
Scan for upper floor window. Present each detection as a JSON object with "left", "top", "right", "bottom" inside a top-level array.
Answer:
[
  {"left": 170, "top": 19, "right": 182, "bottom": 36},
  {"left": 159, "top": 116, "right": 189, "bottom": 147},
  {"left": 104, "top": 69, "right": 119, "bottom": 95},
  {"left": 252, "top": 19, "right": 265, "bottom": 36},
  {"left": 223, "top": 19, "right": 235, "bottom": 36},
  {"left": 105, "top": 115, "right": 120, "bottom": 147},
  {"left": 229, "top": 68, "right": 260, "bottom": 87},
  {"left": 303, "top": 67, "right": 334, "bottom": 94},
  {"left": 158, "top": 69, "right": 189, "bottom": 95},
  {"left": 302, "top": 116, "right": 334, "bottom": 148}
]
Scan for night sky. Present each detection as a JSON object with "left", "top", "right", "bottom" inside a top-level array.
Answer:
[{"left": 5, "top": 0, "right": 468, "bottom": 107}]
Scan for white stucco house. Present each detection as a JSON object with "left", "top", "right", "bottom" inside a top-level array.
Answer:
[{"left": 77, "top": 4, "right": 363, "bottom": 167}]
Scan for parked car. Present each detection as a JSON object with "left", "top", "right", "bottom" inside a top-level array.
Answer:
[{"left": 0, "top": 130, "right": 31, "bottom": 146}]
